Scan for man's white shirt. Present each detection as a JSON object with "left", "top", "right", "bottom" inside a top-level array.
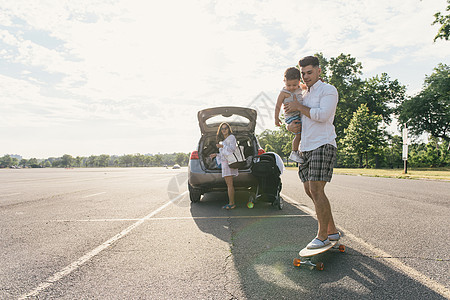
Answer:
[{"left": 300, "top": 80, "right": 339, "bottom": 152}]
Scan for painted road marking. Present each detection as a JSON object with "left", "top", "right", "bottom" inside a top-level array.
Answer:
[
  {"left": 82, "top": 192, "right": 106, "bottom": 198},
  {"left": 19, "top": 191, "right": 188, "bottom": 300},
  {"left": 51, "top": 214, "right": 312, "bottom": 222},
  {"left": 281, "top": 193, "right": 450, "bottom": 299}
]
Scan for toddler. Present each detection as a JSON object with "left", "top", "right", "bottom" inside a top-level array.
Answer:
[{"left": 274, "top": 67, "right": 304, "bottom": 163}]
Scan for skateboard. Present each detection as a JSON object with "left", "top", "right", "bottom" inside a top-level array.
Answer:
[{"left": 293, "top": 240, "right": 345, "bottom": 271}]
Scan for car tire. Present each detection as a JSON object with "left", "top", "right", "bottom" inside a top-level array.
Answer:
[
  {"left": 277, "top": 196, "right": 283, "bottom": 210},
  {"left": 188, "top": 183, "right": 202, "bottom": 203}
]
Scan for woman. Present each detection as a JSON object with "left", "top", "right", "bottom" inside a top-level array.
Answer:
[{"left": 210, "top": 122, "right": 239, "bottom": 209}]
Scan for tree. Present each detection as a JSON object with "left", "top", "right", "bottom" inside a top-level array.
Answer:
[
  {"left": 175, "top": 153, "right": 188, "bottom": 166},
  {"left": 397, "top": 64, "right": 450, "bottom": 142},
  {"left": 19, "top": 159, "right": 28, "bottom": 167},
  {"left": 120, "top": 154, "right": 133, "bottom": 167},
  {"left": 87, "top": 155, "right": 97, "bottom": 167},
  {"left": 75, "top": 156, "right": 84, "bottom": 167},
  {"left": 310, "top": 52, "right": 329, "bottom": 82},
  {"left": 264, "top": 143, "right": 275, "bottom": 153},
  {"left": 132, "top": 154, "right": 144, "bottom": 167},
  {"left": 61, "top": 154, "right": 74, "bottom": 168},
  {"left": 383, "top": 135, "right": 403, "bottom": 169},
  {"left": 153, "top": 154, "right": 163, "bottom": 167},
  {"left": 0, "top": 155, "right": 13, "bottom": 167},
  {"left": 358, "top": 73, "right": 406, "bottom": 124},
  {"left": 433, "top": 0, "right": 450, "bottom": 41},
  {"left": 342, "top": 104, "right": 386, "bottom": 167},
  {"left": 27, "top": 158, "right": 39, "bottom": 167},
  {"left": 409, "top": 138, "right": 449, "bottom": 167},
  {"left": 98, "top": 154, "right": 110, "bottom": 167},
  {"left": 257, "top": 124, "right": 293, "bottom": 159}
]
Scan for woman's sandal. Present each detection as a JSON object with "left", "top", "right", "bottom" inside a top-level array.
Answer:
[{"left": 222, "top": 204, "right": 236, "bottom": 210}]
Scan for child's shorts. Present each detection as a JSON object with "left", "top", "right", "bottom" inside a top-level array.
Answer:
[
  {"left": 286, "top": 114, "right": 301, "bottom": 125},
  {"left": 285, "top": 115, "right": 302, "bottom": 135}
]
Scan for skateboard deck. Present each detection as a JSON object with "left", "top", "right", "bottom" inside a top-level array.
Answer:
[
  {"left": 293, "top": 240, "right": 345, "bottom": 270},
  {"left": 299, "top": 240, "right": 337, "bottom": 257}
]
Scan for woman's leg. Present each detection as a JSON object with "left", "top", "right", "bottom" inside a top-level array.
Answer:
[{"left": 224, "top": 176, "right": 235, "bottom": 205}]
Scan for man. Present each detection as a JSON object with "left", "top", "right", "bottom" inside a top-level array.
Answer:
[{"left": 284, "top": 55, "right": 340, "bottom": 249}]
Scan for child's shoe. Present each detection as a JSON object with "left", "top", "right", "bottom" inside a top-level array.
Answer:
[{"left": 289, "top": 151, "right": 304, "bottom": 164}]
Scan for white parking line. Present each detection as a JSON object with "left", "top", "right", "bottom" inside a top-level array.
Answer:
[
  {"left": 19, "top": 191, "right": 188, "bottom": 300},
  {"left": 51, "top": 214, "right": 311, "bottom": 223},
  {"left": 150, "top": 215, "right": 310, "bottom": 220},
  {"left": 82, "top": 192, "right": 106, "bottom": 198},
  {"left": 281, "top": 193, "right": 450, "bottom": 299}
]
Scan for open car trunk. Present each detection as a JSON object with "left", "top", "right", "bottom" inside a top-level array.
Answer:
[
  {"left": 197, "top": 107, "right": 257, "bottom": 135},
  {"left": 196, "top": 106, "right": 259, "bottom": 172},
  {"left": 199, "top": 133, "right": 257, "bottom": 171}
]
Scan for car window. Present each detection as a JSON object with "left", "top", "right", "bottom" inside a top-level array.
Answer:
[{"left": 205, "top": 115, "right": 250, "bottom": 126}]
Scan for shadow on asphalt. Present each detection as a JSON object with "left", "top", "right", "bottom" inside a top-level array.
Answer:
[{"left": 189, "top": 191, "right": 445, "bottom": 299}]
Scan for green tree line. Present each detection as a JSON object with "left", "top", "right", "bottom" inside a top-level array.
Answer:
[
  {"left": 0, "top": 152, "right": 190, "bottom": 169},
  {"left": 258, "top": 53, "right": 449, "bottom": 169}
]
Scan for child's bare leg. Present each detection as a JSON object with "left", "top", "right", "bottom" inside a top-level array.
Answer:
[
  {"left": 292, "top": 134, "right": 301, "bottom": 151},
  {"left": 290, "top": 134, "right": 304, "bottom": 163}
]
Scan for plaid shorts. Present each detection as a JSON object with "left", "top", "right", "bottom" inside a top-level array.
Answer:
[{"left": 298, "top": 144, "right": 337, "bottom": 182}]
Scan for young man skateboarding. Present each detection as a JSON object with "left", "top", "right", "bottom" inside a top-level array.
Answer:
[{"left": 284, "top": 55, "right": 340, "bottom": 249}]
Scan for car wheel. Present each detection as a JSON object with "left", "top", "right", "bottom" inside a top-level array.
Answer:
[
  {"left": 188, "top": 183, "right": 202, "bottom": 203},
  {"left": 277, "top": 196, "right": 283, "bottom": 210}
]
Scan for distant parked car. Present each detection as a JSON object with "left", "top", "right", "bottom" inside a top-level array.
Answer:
[
  {"left": 188, "top": 106, "right": 265, "bottom": 203},
  {"left": 172, "top": 164, "right": 181, "bottom": 169}
]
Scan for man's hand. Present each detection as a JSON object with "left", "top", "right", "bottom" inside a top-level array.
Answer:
[
  {"left": 284, "top": 98, "right": 301, "bottom": 114},
  {"left": 287, "top": 120, "right": 301, "bottom": 134}
]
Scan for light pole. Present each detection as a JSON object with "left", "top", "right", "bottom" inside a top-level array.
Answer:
[{"left": 402, "top": 125, "right": 408, "bottom": 174}]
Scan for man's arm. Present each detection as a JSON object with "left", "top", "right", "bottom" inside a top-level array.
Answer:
[
  {"left": 308, "top": 88, "right": 338, "bottom": 123},
  {"left": 284, "top": 99, "right": 311, "bottom": 119}
]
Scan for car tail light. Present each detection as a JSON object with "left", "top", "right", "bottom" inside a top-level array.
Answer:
[
  {"left": 190, "top": 151, "right": 199, "bottom": 160},
  {"left": 257, "top": 148, "right": 265, "bottom": 155}
]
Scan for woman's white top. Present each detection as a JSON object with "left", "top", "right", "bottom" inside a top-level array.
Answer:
[{"left": 218, "top": 134, "right": 239, "bottom": 177}]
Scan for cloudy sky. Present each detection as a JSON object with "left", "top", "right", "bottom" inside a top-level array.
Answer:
[{"left": 1, "top": 0, "right": 448, "bottom": 159}]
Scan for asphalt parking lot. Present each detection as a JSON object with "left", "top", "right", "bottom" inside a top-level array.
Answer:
[{"left": 1, "top": 168, "right": 449, "bottom": 299}]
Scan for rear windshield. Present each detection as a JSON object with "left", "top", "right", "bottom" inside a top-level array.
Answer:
[{"left": 205, "top": 115, "right": 251, "bottom": 126}]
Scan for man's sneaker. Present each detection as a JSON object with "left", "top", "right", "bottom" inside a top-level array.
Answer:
[
  {"left": 328, "top": 232, "right": 341, "bottom": 241},
  {"left": 306, "top": 238, "right": 331, "bottom": 249},
  {"left": 289, "top": 151, "right": 304, "bottom": 163}
]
